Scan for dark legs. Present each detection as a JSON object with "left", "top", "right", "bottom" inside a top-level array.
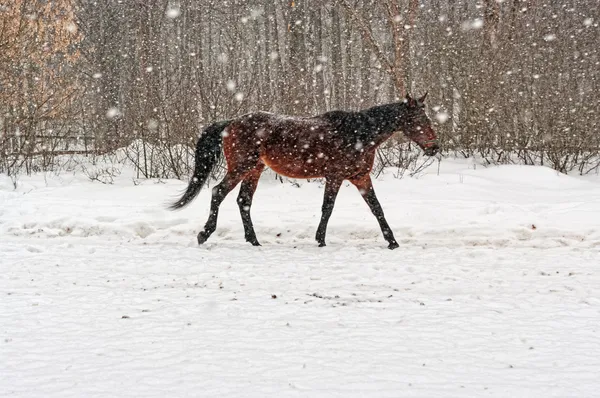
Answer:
[
  {"left": 197, "top": 165, "right": 396, "bottom": 249},
  {"left": 197, "top": 162, "right": 265, "bottom": 246},
  {"left": 236, "top": 164, "right": 264, "bottom": 246},
  {"left": 197, "top": 171, "right": 246, "bottom": 245},
  {"left": 315, "top": 175, "right": 398, "bottom": 249},
  {"left": 315, "top": 178, "right": 343, "bottom": 247},
  {"left": 350, "top": 175, "right": 399, "bottom": 250}
]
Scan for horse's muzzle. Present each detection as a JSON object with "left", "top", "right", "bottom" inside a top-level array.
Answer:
[{"left": 424, "top": 143, "right": 440, "bottom": 156}]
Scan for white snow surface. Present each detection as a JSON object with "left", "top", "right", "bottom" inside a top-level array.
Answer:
[{"left": 1, "top": 159, "right": 600, "bottom": 397}]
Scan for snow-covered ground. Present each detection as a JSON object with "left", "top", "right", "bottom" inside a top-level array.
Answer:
[{"left": 2, "top": 159, "right": 600, "bottom": 397}]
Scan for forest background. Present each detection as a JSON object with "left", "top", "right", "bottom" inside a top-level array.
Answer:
[{"left": 0, "top": 0, "right": 598, "bottom": 179}]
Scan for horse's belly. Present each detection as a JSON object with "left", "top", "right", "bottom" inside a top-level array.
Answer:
[
  {"left": 260, "top": 152, "right": 327, "bottom": 179},
  {"left": 260, "top": 156, "right": 323, "bottom": 178}
]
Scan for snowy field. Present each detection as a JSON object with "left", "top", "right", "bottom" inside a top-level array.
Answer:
[{"left": 2, "top": 159, "right": 600, "bottom": 397}]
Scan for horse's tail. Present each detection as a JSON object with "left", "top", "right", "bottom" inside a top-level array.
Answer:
[{"left": 168, "top": 119, "right": 231, "bottom": 210}]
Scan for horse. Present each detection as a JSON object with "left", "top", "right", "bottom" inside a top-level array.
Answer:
[{"left": 169, "top": 93, "right": 439, "bottom": 249}]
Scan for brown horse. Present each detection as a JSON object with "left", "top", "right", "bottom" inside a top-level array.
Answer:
[{"left": 170, "top": 93, "right": 439, "bottom": 249}]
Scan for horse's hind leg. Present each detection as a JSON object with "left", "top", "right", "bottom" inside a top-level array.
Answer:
[
  {"left": 315, "top": 177, "right": 343, "bottom": 247},
  {"left": 350, "top": 174, "right": 399, "bottom": 250},
  {"left": 237, "top": 163, "right": 265, "bottom": 246},
  {"left": 197, "top": 169, "right": 248, "bottom": 245}
]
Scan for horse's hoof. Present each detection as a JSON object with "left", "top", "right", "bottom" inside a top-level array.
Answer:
[
  {"left": 318, "top": 242, "right": 326, "bottom": 247},
  {"left": 245, "top": 235, "right": 261, "bottom": 246},
  {"left": 388, "top": 241, "right": 399, "bottom": 250},
  {"left": 197, "top": 231, "right": 209, "bottom": 245}
]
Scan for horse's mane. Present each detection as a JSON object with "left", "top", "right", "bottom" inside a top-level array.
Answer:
[{"left": 318, "top": 102, "right": 407, "bottom": 143}]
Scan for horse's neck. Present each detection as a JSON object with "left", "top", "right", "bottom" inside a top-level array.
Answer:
[{"left": 362, "top": 103, "right": 406, "bottom": 143}]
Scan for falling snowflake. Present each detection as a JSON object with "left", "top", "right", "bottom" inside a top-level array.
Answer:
[
  {"left": 461, "top": 18, "right": 483, "bottom": 31},
  {"left": 106, "top": 108, "right": 120, "bottom": 119},
  {"left": 65, "top": 23, "right": 77, "bottom": 33},
  {"left": 435, "top": 112, "right": 449, "bottom": 124},
  {"left": 147, "top": 119, "right": 158, "bottom": 130},
  {"left": 166, "top": 6, "right": 181, "bottom": 19}
]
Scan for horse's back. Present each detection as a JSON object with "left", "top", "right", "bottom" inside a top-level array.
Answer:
[{"left": 222, "top": 109, "right": 374, "bottom": 179}]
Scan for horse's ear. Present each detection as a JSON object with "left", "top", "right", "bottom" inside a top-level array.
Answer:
[
  {"left": 418, "top": 92, "right": 428, "bottom": 103},
  {"left": 405, "top": 93, "right": 416, "bottom": 107}
]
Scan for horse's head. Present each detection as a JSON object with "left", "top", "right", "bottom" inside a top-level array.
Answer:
[{"left": 401, "top": 93, "right": 439, "bottom": 156}]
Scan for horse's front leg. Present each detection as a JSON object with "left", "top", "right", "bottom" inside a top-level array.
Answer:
[
  {"left": 350, "top": 174, "right": 399, "bottom": 250},
  {"left": 315, "top": 177, "right": 343, "bottom": 247}
]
